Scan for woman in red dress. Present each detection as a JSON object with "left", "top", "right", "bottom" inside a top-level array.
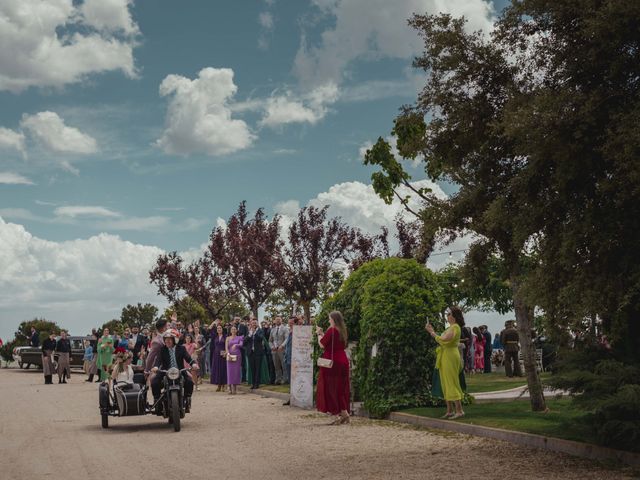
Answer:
[{"left": 315, "top": 311, "right": 351, "bottom": 425}]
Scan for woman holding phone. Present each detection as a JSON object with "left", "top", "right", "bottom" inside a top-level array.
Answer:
[{"left": 426, "top": 306, "right": 465, "bottom": 419}]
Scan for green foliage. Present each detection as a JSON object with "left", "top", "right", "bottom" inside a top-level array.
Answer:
[
  {"left": 15, "top": 318, "right": 61, "bottom": 343},
  {"left": 547, "top": 344, "right": 640, "bottom": 452},
  {"left": 0, "top": 339, "right": 18, "bottom": 364},
  {"left": 321, "top": 258, "right": 445, "bottom": 418},
  {"left": 317, "top": 259, "right": 388, "bottom": 342},
  {"left": 99, "top": 319, "right": 125, "bottom": 335},
  {"left": 120, "top": 303, "right": 158, "bottom": 327}
]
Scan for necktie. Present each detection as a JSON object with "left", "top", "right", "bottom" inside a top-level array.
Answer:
[{"left": 169, "top": 348, "right": 178, "bottom": 369}]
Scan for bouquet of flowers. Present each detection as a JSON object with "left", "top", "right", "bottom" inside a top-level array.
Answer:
[{"left": 491, "top": 349, "right": 504, "bottom": 367}]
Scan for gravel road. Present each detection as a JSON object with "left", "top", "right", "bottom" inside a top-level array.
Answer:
[{"left": 0, "top": 367, "right": 632, "bottom": 480}]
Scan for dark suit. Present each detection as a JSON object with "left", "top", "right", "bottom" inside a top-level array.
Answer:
[
  {"left": 151, "top": 344, "right": 197, "bottom": 399},
  {"left": 483, "top": 330, "right": 492, "bottom": 373},
  {"left": 131, "top": 334, "right": 147, "bottom": 363},
  {"left": 30, "top": 331, "right": 40, "bottom": 347},
  {"left": 246, "top": 328, "right": 265, "bottom": 389}
]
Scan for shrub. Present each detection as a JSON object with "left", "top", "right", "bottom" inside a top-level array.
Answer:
[
  {"left": 547, "top": 344, "right": 640, "bottom": 452},
  {"left": 320, "top": 258, "right": 445, "bottom": 417}
]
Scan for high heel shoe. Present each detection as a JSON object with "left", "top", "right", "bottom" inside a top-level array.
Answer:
[
  {"left": 450, "top": 412, "right": 465, "bottom": 420},
  {"left": 441, "top": 412, "right": 453, "bottom": 419},
  {"left": 339, "top": 415, "right": 351, "bottom": 425}
]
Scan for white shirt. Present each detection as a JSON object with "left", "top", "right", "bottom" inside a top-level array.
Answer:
[{"left": 114, "top": 365, "right": 134, "bottom": 384}]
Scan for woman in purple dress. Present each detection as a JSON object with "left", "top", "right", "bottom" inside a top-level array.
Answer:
[
  {"left": 225, "top": 326, "right": 244, "bottom": 395},
  {"left": 210, "top": 325, "right": 227, "bottom": 391}
]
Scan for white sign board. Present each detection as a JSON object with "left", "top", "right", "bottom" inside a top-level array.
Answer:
[{"left": 290, "top": 325, "right": 313, "bottom": 409}]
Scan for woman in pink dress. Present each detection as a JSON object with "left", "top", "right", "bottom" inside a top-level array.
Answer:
[
  {"left": 183, "top": 334, "right": 199, "bottom": 390},
  {"left": 472, "top": 327, "right": 485, "bottom": 373}
]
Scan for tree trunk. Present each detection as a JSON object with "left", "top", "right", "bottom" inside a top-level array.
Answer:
[
  {"left": 512, "top": 278, "right": 546, "bottom": 412},
  {"left": 301, "top": 301, "right": 312, "bottom": 325}
]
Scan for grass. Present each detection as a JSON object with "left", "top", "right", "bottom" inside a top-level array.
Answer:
[
  {"left": 258, "top": 384, "right": 290, "bottom": 393},
  {"left": 403, "top": 398, "right": 595, "bottom": 444},
  {"left": 465, "top": 372, "right": 551, "bottom": 393}
]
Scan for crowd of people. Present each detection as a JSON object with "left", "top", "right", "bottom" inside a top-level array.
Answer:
[
  {"left": 29, "top": 306, "right": 528, "bottom": 424},
  {"left": 72, "top": 313, "right": 313, "bottom": 393},
  {"left": 31, "top": 310, "right": 352, "bottom": 424}
]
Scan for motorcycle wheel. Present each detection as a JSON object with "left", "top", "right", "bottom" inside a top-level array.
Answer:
[
  {"left": 101, "top": 413, "right": 109, "bottom": 429},
  {"left": 170, "top": 390, "right": 181, "bottom": 432}
]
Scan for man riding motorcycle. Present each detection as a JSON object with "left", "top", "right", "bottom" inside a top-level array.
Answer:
[{"left": 151, "top": 329, "right": 199, "bottom": 413}]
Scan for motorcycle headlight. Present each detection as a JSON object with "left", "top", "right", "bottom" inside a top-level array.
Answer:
[{"left": 167, "top": 367, "right": 180, "bottom": 381}]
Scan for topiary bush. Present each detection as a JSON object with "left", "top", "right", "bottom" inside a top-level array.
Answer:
[{"left": 320, "top": 258, "right": 446, "bottom": 418}]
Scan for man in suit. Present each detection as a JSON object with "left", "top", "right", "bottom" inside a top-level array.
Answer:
[
  {"left": 481, "top": 325, "right": 492, "bottom": 373},
  {"left": 245, "top": 318, "right": 265, "bottom": 389},
  {"left": 500, "top": 320, "right": 522, "bottom": 377},
  {"left": 130, "top": 325, "right": 146, "bottom": 364},
  {"left": 235, "top": 316, "right": 249, "bottom": 382},
  {"left": 150, "top": 330, "right": 199, "bottom": 413},
  {"left": 29, "top": 327, "right": 40, "bottom": 347},
  {"left": 145, "top": 318, "right": 169, "bottom": 377},
  {"left": 269, "top": 316, "right": 289, "bottom": 384}
]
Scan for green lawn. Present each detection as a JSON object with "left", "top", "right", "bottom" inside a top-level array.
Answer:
[
  {"left": 465, "top": 372, "right": 551, "bottom": 393},
  {"left": 257, "top": 384, "right": 290, "bottom": 393},
  {"left": 403, "top": 398, "right": 594, "bottom": 444}
]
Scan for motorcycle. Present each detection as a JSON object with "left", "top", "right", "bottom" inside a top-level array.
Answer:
[{"left": 98, "top": 366, "right": 192, "bottom": 432}]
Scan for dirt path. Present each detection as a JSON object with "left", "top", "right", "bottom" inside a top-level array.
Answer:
[{"left": 0, "top": 367, "right": 631, "bottom": 480}]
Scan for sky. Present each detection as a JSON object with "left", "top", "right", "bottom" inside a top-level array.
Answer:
[{"left": 0, "top": 0, "right": 512, "bottom": 341}]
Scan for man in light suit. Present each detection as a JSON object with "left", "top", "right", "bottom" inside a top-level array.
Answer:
[{"left": 269, "top": 316, "right": 289, "bottom": 384}]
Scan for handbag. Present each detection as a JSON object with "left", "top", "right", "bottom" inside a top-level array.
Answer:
[
  {"left": 227, "top": 354, "right": 237, "bottom": 362},
  {"left": 317, "top": 329, "right": 334, "bottom": 369}
]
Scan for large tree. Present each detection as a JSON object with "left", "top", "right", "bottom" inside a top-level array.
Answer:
[
  {"left": 364, "top": 13, "right": 548, "bottom": 410},
  {"left": 494, "top": 0, "right": 640, "bottom": 362},
  {"left": 149, "top": 252, "right": 238, "bottom": 320},
  {"left": 209, "top": 201, "right": 283, "bottom": 318},
  {"left": 120, "top": 303, "right": 158, "bottom": 327},
  {"left": 279, "top": 205, "right": 360, "bottom": 322}
]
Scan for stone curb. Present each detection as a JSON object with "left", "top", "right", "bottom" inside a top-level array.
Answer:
[
  {"left": 388, "top": 412, "right": 640, "bottom": 467},
  {"left": 235, "top": 386, "right": 638, "bottom": 467}
]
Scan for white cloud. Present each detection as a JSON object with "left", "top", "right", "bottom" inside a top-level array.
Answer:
[
  {"left": 277, "top": 179, "right": 471, "bottom": 269},
  {"left": 259, "top": 83, "right": 339, "bottom": 128},
  {"left": 0, "top": 217, "right": 166, "bottom": 338},
  {"left": 21, "top": 111, "right": 98, "bottom": 154},
  {"left": 80, "top": 0, "right": 139, "bottom": 35},
  {"left": 259, "top": 12, "right": 274, "bottom": 30},
  {"left": 156, "top": 68, "right": 256, "bottom": 156},
  {"left": 54, "top": 205, "right": 120, "bottom": 218},
  {"left": 0, "top": 172, "right": 34, "bottom": 185},
  {"left": 0, "top": 0, "right": 139, "bottom": 93},
  {"left": 0, "top": 127, "right": 26, "bottom": 155},
  {"left": 295, "top": 0, "right": 495, "bottom": 87},
  {"left": 0, "top": 208, "right": 42, "bottom": 221}
]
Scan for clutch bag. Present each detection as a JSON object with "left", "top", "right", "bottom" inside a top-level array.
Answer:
[
  {"left": 227, "top": 354, "right": 237, "bottom": 362},
  {"left": 317, "top": 357, "right": 333, "bottom": 368}
]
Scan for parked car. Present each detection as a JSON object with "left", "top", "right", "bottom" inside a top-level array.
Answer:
[{"left": 14, "top": 336, "right": 90, "bottom": 370}]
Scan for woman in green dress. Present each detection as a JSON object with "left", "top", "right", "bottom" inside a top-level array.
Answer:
[
  {"left": 426, "top": 306, "right": 465, "bottom": 419},
  {"left": 95, "top": 329, "right": 115, "bottom": 382}
]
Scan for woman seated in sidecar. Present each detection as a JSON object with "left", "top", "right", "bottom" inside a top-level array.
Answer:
[{"left": 111, "top": 348, "right": 143, "bottom": 391}]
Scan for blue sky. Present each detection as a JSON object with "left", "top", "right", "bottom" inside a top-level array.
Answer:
[{"left": 0, "top": 0, "right": 510, "bottom": 340}]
